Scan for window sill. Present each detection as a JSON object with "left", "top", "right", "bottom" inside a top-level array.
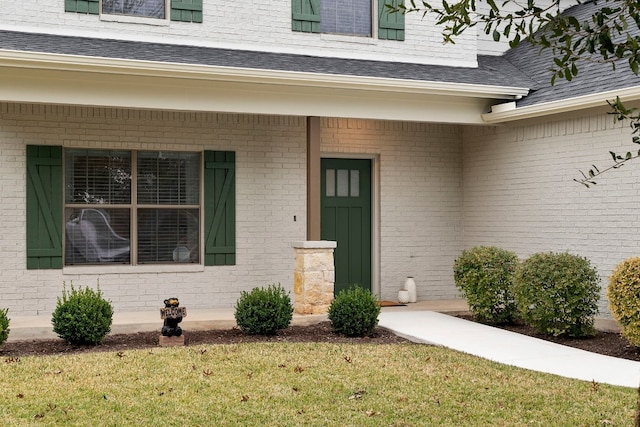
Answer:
[
  {"left": 63, "top": 263, "right": 205, "bottom": 275},
  {"left": 320, "top": 34, "right": 377, "bottom": 44},
  {"left": 100, "top": 14, "right": 170, "bottom": 26}
]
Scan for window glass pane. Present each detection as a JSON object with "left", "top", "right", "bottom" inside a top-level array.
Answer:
[
  {"left": 65, "top": 149, "right": 131, "bottom": 204},
  {"left": 337, "top": 169, "right": 349, "bottom": 197},
  {"left": 138, "top": 208, "right": 200, "bottom": 263},
  {"left": 137, "top": 152, "right": 200, "bottom": 205},
  {"left": 102, "top": 0, "right": 165, "bottom": 18},
  {"left": 326, "top": 169, "right": 336, "bottom": 197},
  {"left": 350, "top": 170, "right": 359, "bottom": 197},
  {"left": 321, "top": 0, "right": 371, "bottom": 36},
  {"left": 65, "top": 208, "right": 130, "bottom": 265}
]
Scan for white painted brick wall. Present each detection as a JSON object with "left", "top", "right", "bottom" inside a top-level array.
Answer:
[
  {"left": 321, "top": 118, "right": 463, "bottom": 302},
  {"left": 1, "top": 105, "right": 464, "bottom": 316},
  {"left": 463, "top": 112, "right": 639, "bottom": 317},
  {"left": 0, "top": 104, "right": 307, "bottom": 315},
  {"left": 0, "top": 0, "right": 477, "bottom": 67}
]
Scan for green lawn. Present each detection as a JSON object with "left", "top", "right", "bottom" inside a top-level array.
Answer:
[{"left": 0, "top": 342, "right": 635, "bottom": 426}]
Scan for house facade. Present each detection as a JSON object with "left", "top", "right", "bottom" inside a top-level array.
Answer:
[{"left": 0, "top": 0, "right": 636, "bottom": 318}]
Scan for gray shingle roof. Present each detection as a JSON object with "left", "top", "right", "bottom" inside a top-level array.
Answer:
[
  {"left": 503, "top": 0, "right": 640, "bottom": 107},
  {"left": 0, "top": 30, "right": 535, "bottom": 90}
]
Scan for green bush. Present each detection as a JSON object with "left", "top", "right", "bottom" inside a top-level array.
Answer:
[
  {"left": 453, "top": 246, "right": 519, "bottom": 325},
  {"left": 607, "top": 257, "right": 640, "bottom": 347},
  {"left": 328, "top": 286, "right": 381, "bottom": 337},
  {"left": 51, "top": 282, "right": 114, "bottom": 345},
  {"left": 513, "top": 252, "right": 600, "bottom": 337},
  {"left": 0, "top": 308, "right": 10, "bottom": 345},
  {"left": 234, "top": 284, "right": 293, "bottom": 335}
]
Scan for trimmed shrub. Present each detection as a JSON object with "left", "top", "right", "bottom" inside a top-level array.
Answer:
[
  {"left": 0, "top": 308, "right": 9, "bottom": 345},
  {"left": 453, "top": 246, "right": 519, "bottom": 325},
  {"left": 608, "top": 257, "right": 640, "bottom": 347},
  {"left": 51, "top": 282, "right": 114, "bottom": 345},
  {"left": 513, "top": 252, "right": 600, "bottom": 337},
  {"left": 328, "top": 286, "right": 381, "bottom": 337},
  {"left": 234, "top": 284, "right": 293, "bottom": 335}
]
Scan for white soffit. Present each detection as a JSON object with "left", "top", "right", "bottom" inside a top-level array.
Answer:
[
  {"left": 483, "top": 86, "right": 640, "bottom": 123},
  {"left": 0, "top": 50, "right": 529, "bottom": 124}
]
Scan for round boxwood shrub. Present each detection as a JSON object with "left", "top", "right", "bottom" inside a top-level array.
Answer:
[
  {"left": 513, "top": 252, "right": 600, "bottom": 337},
  {"left": 234, "top": 284, "right": 293, "bottom": 335},
  {"left": 453, "top": 246, "right": 519, "bottom": 325},
  {"left": 608, "top": 257, "right": 640, "bottom": 347},
  {"left": 51, "top": 283, "right": 114, "bottom": 345},
  {"left": 328, "top": 286, "right": 381, "bottom": 337},
  {"left": 0, "top": 308, "right": 10, "bottom": 345}
]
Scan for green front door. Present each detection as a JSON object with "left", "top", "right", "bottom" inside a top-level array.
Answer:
[{"left": 321, "top": 158, "right": 372, "bottom": 295}]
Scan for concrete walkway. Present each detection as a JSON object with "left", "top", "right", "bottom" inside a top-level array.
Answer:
[
  {"left": 6, "top": 299, "right": 639, "bottom": 388},
  {"left": 378, "top": 310, "right": 640, "bottom": 389}
]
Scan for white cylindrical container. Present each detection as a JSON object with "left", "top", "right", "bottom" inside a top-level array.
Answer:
[
  {"left": 398, "top": 289, "right": 410, "bottom": 304},
  {"left": 405, "top": 277, "right": 417, "bottom": 303}
]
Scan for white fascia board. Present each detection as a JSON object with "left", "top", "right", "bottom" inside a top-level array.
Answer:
[
  {"left": 0, "top": 49, "right": 529, "bottom": 101},
  {"left": 0, "top": 65, "right": 495, "bottom": 124},
  {"left": 482, "top": 86, "right": 640, "bottom": 123}
]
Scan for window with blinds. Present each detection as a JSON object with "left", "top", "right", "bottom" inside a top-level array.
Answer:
[
  {"left": 320, "top": 0, "right": 372, "bottom": 37},
  {"left": 64, "top": 149, "right": 200, "bottom": 265},
  {"left": 102, "top": 0, "right": 166, "bottom": 19}
]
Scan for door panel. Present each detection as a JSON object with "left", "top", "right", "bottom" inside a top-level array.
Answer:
[{"left": 321, "top": 158, "right": 372, "bottom": 295}]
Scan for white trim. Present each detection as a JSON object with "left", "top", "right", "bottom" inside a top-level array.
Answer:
[
  {"left": 292, "top": 241, "right": 337, "bottom": 249},
  {"left": 63, "top": 263, "right": 205, "bottom": 275},
  {"left": 0, "top": 49, "right": 529, "bottom": 100},
  {"left": 483, "top": 86, "right": 640, "bottom": 123}
]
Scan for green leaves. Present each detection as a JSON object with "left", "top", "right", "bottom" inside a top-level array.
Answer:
[
  {"left": 453, "top": 246, "right": 519, "bottom": 325},
  {"left": 0, "top": 308, "right": 9, "bottom": 345},
  {"left": 328, "top": 286, "right": 380, "bottom": 337},
  {"left": 514, "top": 252, "right": 600, "bottom": 337},
  {"left": 51, "top": 282, "right": 113, "bottom": 345},
  {"left": 234, "top": 284, "right": 293, "bottom": 335}
]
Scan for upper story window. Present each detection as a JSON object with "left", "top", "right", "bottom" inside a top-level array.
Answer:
[
  {"left": 320, "top": 0, "right": 371, "bottom": 37},
  {"left": 65, "top": 0, "right": 203, "bottom": 23},
  {"left": 102, "top": 0, "right": 166, "bottom": 19},
  {"left": 292, "top": 0, "right": 404, "bottom": 41}
]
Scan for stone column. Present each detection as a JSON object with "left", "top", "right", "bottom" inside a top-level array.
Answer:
[{"left": 293, "top": 241, "right": 337, "bottom": 314}]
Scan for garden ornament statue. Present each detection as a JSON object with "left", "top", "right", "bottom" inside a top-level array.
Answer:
[{"left": 160, "top": 297, "right": 186, "bottom": 337}]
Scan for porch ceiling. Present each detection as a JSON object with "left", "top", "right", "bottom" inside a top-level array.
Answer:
[{"left": 0, "top": 37, "right": 530, "bottom": 124}]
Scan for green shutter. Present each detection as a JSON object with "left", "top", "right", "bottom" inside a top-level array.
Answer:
[
  {"left": 26, "top": 146, "right": 63, "bottom": 270},
  {"left": 378, "top": 0, "right": 405, "bottom": 41},
  {"left": 204, "top": 151, "right": 236, "bottom": 266},
  {"left": 292, "top": 0, "right": 320, "bottom": 33},
  {"left": 171, "top": 0, "right": 203, "bottom": 23},
  {"left": 65, "top": 0, "right": 99, "bottom": 14}
]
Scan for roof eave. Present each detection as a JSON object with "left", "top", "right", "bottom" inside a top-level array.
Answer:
[
  {"left": 0, "top": 49, "right": 530, "bottom": 100},
  {"left": 482, "top": 86, "right": 640, "bottom": 123}
]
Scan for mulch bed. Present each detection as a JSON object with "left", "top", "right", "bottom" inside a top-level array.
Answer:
[
  {"left": 0, "top": 321, "right": 408, "bottom": 358},
  {"left": 2, "top": 318, "right": 639, "bottom": 362}
]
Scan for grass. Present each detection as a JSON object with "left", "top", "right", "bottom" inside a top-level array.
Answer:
[{"left": 0, "top": 342, "right": 635, "bottom": 426}]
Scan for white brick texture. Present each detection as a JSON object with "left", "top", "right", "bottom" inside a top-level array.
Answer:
[
  {"left": 1, "top": 104, "right": 465, "bottom": 316},
  {"left": 0, "top": 104, "right": 307, "bottom": 315},
  {"left": 0, "top": 0, "right": 476, "bottom": 67},
  {"left": 462, "top": 112, "right": 639, "bottom": 317},
  {"left": 321, "top": 119, "right": 463, "bottom": 303}
]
